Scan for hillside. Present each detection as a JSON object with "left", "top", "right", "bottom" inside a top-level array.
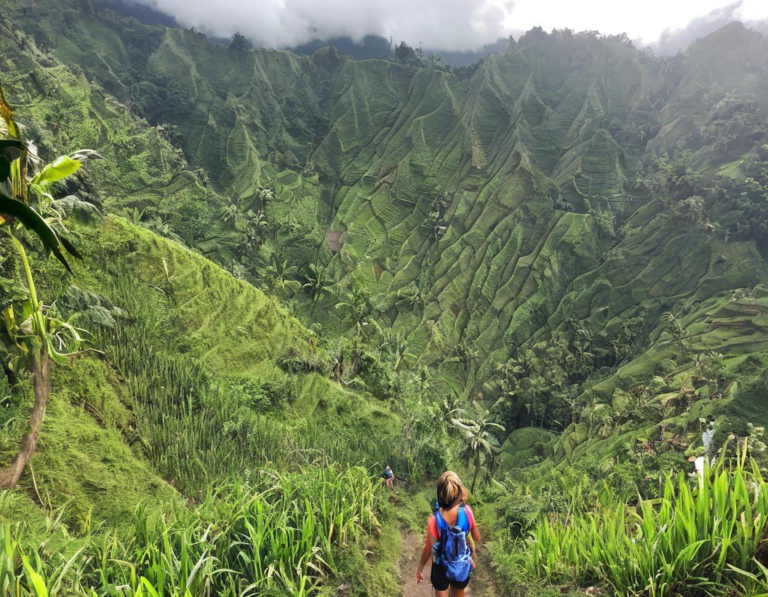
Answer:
[
  {"left": 3, "top": 2, "right": 768, "bottom": 595},
  {"left": 2, "top": 212, "right": 424, "bottom": 593},
  {"left": 6, "top": 1, "right": 768, "bottom": 461},
  {"left": 0, "top": 16, "right": 419, "bottom": 589}
]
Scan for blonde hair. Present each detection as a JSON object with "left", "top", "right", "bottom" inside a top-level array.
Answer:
[{"left": 436, "top": 471, "right": 467, "bottom": 508}]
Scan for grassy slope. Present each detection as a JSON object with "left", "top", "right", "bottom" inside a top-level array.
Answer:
[
  {"left": 2, "top": 214, "right": 411, "bottom": 596},
  {"left": 0, "top": 10, "right": 408, "bottom": 558},
  {"left": 0, "top": 354, "right": 179, "bottom": 533},
  {"left": 4, "top": 2, "right": 768, "bottom": 476},
  {"left": 20, "top": 213, "right": 396, "bottom": 502}
]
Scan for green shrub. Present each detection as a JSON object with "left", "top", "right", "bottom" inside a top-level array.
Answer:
[
  {"left": 1, "top": 464, "right": 380, "bottom": 596},
  {"left": 512, "top": 447, "right": 768, "bottom": 596}
]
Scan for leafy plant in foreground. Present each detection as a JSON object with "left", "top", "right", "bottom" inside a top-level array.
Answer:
[
  {"left": 0, "top": 81, "right": 94, "bottom": 488},
  {"left": 1, "top": 465, "right": 379, "bottom": 596},
  {"left": 514, "top": 445, "right": 768, "bottom": 596}
]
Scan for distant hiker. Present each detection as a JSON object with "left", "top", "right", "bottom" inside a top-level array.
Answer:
[
  {"left": 416, "top": 471, "right": 480, "bottom": 596},
  {"left": 383, "top": 464, "right": 396, "bottom": 492}
]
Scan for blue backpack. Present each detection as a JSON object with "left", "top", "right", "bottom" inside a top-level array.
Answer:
[{"left": 432, "top": 504, "right": 472, "bottom": 583}]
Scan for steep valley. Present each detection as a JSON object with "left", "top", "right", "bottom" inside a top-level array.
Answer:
[{"left": 2, "top": 1, "right": 768, "bottom": 595}]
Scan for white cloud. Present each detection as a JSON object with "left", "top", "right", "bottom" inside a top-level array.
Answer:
[
  {"left": 134, "top": 0, "right": 513, "bottom": 51},
  {"left": 131, "top": 0, "right": 768, "bottom": 53}
]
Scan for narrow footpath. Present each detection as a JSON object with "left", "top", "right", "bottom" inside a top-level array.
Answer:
[{"left": 398, "top": 529, "right": 497, "bottom": 597}]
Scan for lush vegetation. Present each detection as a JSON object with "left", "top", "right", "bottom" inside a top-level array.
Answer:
[
  {"left": 520, "top": 451, "right": 768, "bottom": 595},
  {"left": 2, "top": 465, "right": 379, "bottom": 596},
  {"left": 2, "top": 2, "right": 768, "bottom": 595},
  {"left": 0, "top": 210, "right": 445, "bottom": 595}
]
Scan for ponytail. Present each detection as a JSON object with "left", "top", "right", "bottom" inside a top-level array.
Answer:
[{"left": 436, "top": 471, "right": 467, "bottom": 508}]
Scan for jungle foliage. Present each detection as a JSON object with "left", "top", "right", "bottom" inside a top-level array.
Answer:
[{"left": 1, "top": 2, "right": 768, "bottom": 595}]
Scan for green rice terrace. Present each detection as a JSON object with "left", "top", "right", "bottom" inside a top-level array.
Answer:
[{"left": 2, "top": 0, "right": 768, "bottom": 594}]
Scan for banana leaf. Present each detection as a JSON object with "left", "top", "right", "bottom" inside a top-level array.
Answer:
[
  {"left": 0, "top": 190, "right": 79, "bottom": 274},
  {"left": 31, "top": 155, "right": 81, "bottom": 186}
]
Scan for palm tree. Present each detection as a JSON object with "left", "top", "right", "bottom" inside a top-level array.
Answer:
[
  {"left": 327, "top": 339, "right": 345, "bottom": 383},
  {"left": 231, "top": 263, "right": 248, "bottom": 280},
  {"left": 221, "top": 202, "right": 239, "bottom": 224},
  {"left": 445, "top": 339, "right": 479, "bottom": 387},
  {"left": 570, "top": 327, "right": 595, "bottom": 374},
  {"left": 255, "top": 186, "right": 274, "bottom": 211},
  {"left": 247, "top": 210, "right": 269, "bottom": 234},
  {"left": 241, "top": 210, "right": 270, "bottom": 255},
  {"left": 281, "top": 213, "right": 301, "bottom": 236},
  {"left": 451, "top": 409, "right": 504, "bottom": 493},
  {"left": 373, "top": 326, "right": 416, "bottom": 372},
  {"left": 302, "top": 263, "right": 330, "bottom": 302},
  {"left": 497, "top": 348, "right": 535, "bottom": 390},
  {"left": 695, "top": 351, "right": 725, "bottom": 392},
  {"left": 335, "top": 283, "right": 374, "bottom": 336},
  {"left": 524, "top": 373, "right": 551, "bottom": 427},
  {"left": 660, "top": 312, "right": 688, "bottom": 355},
  {"left": 436, "top": 387, "right": 466, "bottom": 434},
  {"left": 389, "top": 331, "right": 417, "bottom": 372},
  {"left": 263, "top": 256, "right": 299, "bottom": 297},
  {"left": 395, "top": 285, "right": 428, "bottom": 311}
]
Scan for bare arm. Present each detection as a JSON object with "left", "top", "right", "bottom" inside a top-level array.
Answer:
[
  {"left": 471, "top": 525, "right": 481, "bottom": 543},
  {"left": 416, "top": 533, "right": 434, "bottom": 582},
  {"left": 468, "top": 524, "right": 481, "bottom": 556}
]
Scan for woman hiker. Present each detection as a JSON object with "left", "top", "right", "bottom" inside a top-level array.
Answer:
[{"left": 416, "top": 471, "right": 481, "bottom": 596}]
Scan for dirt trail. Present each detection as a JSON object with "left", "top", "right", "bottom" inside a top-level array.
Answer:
[{"left": 398, "top": 530, "right": 496, "bottom": 597}]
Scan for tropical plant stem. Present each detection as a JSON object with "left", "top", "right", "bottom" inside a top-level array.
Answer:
[
  {"left": 9, "top": 231, "right": 47, "bottom": 342},
  {"left": 0, "top": 349, "right": 49, "bottom": 489},
  {"left": 10, "top": 231, "right": 39, "bottom": 314},
  {"left": 0, "top": 231, "right": 50, "bottom": 489}
]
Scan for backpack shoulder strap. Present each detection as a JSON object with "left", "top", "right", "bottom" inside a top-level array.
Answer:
[
  {"left": 435, "top": 509, "right": 452, "bottom": 540},
  {"left": 433, "top": 511, "right": 447, "bottom": 558},
  {"left": 457, "top": 504, "right": 469, "bottom": 532},
  {"left": 434, "top": 509, "right": 447, "bottom": 531}
]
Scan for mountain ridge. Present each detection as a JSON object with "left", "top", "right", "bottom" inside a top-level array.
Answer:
[{"left": 5, "top": 0, "right": 768, "bottom": 467}]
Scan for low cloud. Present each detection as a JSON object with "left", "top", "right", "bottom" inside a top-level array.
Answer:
[
  {"left": 129, "top": 0, "right": 515, "bottom": 51},
  {"left": 127, "top": 0, "right": 768, "bottom": 54},
  {"left": 648, "top": 1, "right": 768, "bottom": 54}
]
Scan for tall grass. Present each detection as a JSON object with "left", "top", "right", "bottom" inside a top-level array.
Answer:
[
  {"left": 299, "top": 420, "right": 426, "bottom": 481},
  {"left": 1, "top": 464, "right": 378, "bottom": 596},
  {"left": 99, "top": 320, "right": 417, "bottom": 494},
  {"left": 86, "top": 267, "right": 423, "bottom": 490},
  {"left": 101, "top": 322, "right": 302, "bottom": 495},
  {"left": 514, "top": 446, "right": 768, "bottom": 596},
  {"left": 0, "top": 253, "right": 437, "bottom": 595}
]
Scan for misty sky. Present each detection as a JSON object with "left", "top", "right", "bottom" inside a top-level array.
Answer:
[{"left": 132, "top": 0, "right": 768, "bottom": 54}]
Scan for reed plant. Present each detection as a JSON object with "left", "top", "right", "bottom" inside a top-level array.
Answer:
[
  {"left": 514, "top": 445, "right": 768, "bottom": 596},
  {"left": 1, "top": 464, "right": 378, "bottom": 596},
  {"left": 101, "top": 321, "right": 300, "bottom": 494}
]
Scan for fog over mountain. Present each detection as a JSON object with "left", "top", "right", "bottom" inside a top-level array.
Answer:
[
  {"left": 652, "top": 1, "right": 768, "bottom": 54},
  {"left": 126, "top": 0, "right": 768, "bottom": 54}
]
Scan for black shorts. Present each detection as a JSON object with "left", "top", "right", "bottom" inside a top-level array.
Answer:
[{"left": 431, "top": 562, "right": 470, "bottom": 591}]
